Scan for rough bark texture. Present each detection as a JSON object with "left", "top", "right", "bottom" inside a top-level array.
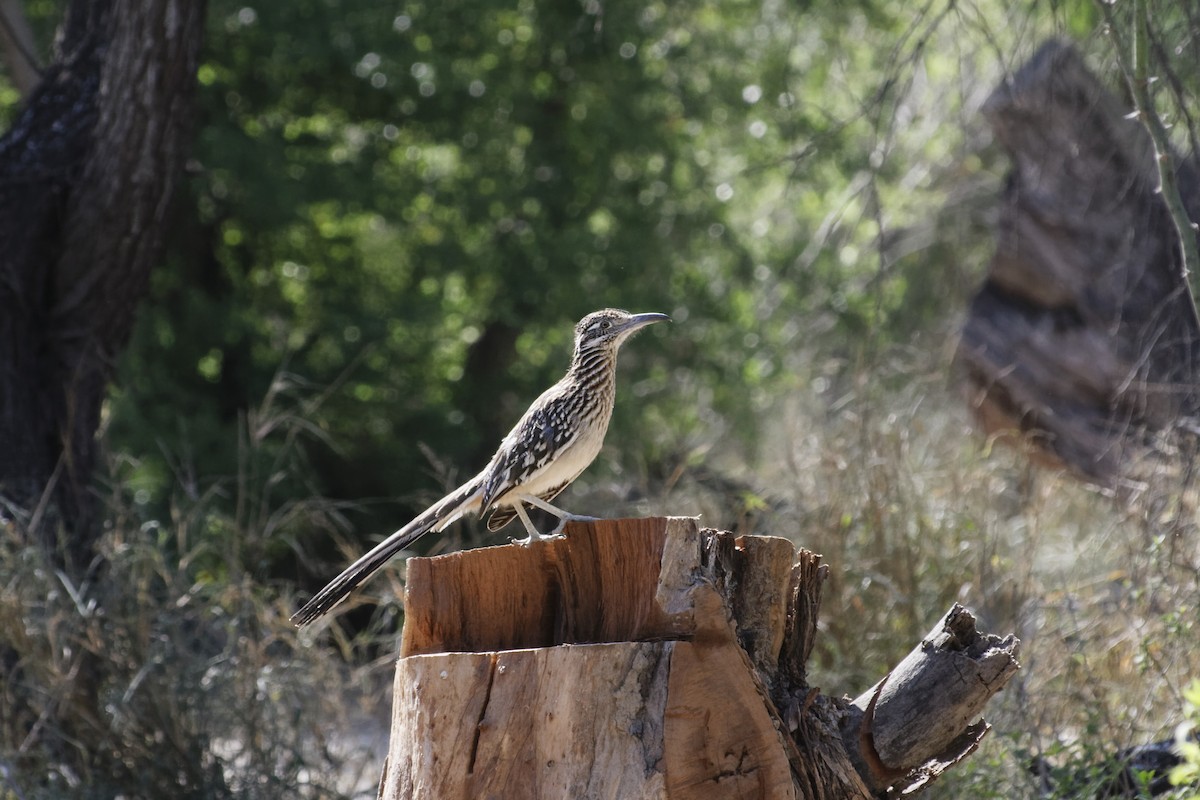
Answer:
[
  {"left": 0, "top": 0, "right": 206, "bottom": 569},
  {"left": 957, "top": 40, "right": 1200, "bottom": 485},
  {"left": 840, "top": 605, "right": 1020, "bottom": 795},
  {"left": 381, "top": 518, "right": 1020, "bottom": 798}
]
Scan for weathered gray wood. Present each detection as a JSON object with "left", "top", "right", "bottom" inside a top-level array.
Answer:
[
  {"left": 839, "top": 605, "right": 1020, "bottom": 794},
  {"left": 697, "top": 529, "right": 799, "bottom": 684},
  {"left": 957, "top": 40, "right": 1200, "bottom": 484}
]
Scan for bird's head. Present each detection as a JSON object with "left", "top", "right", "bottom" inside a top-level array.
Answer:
[{"left": 573, "top": 308, "right": 670, "bottom": 357}]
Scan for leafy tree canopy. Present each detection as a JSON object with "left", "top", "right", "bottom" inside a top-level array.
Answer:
[{"left": 4, "top": 0, "right": 1197, "bottom": 551}]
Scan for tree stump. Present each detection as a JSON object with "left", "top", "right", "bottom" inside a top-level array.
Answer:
[
  {"left": 378, "top": 518, "right": 1019, "bottom": 798},
  {"left": 957, "top": 40, "right": 1200, "bottom": 484}
]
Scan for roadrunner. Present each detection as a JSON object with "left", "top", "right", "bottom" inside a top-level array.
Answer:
[{"left": 292, "top": 308, "right": 669, "bottom": 626}]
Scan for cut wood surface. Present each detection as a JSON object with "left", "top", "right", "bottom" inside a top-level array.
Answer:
[
  {"left": 380, "top": 517, "right": 1019, "bottom": 799},
  {"left": 399, "top": 517, "right": 695, "bottom": 657}
]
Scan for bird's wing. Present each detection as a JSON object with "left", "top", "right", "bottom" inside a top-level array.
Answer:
[{"left": 478, "top": 388, "right": 580, "bottom": 514}]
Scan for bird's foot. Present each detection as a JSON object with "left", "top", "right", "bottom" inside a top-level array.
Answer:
[
  {"left": 510, "top": 531, "right": 567, "bottom": 547},
  {"left": 509, "top": 514, "right": 602, "bottom": 546},
  {"left": 508, "top": 513, "right": 604, "bottom": 544}
]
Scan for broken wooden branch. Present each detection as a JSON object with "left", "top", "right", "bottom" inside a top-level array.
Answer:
[{"left": 839, "top": 605, "right": 1019, "bottom": 795}]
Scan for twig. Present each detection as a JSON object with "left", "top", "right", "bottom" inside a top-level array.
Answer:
[{"left": 1097, "top": 0, "right": 1200, "bottom": 332}]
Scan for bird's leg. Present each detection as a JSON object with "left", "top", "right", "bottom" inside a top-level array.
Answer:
[
  {"left": 509, "top": 495, "right": 600, "bottom": 545},
  {"left": 510, "top": 502, "right": 560, "bottom": 546},
  {"left": 519, "top": 494, "right": 599, "bottom": 537}
]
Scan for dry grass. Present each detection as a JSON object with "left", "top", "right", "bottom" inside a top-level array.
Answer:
[
  {"left": 724, "top": 343, "right": 1200, "bottom": 798},
  {"left": 559, "top": 332, "right": 1200, "bottom": 797},
  {"left": 0, "top": 383, "right": 392, "bottom": 800},
  {"left": 3, "top": 346, "right": 1199, "bottom": 798}
]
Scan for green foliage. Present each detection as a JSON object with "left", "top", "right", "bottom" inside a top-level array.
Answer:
[
  {"left": 3, "top": 0, "right": 1200, "bottom": 797},
  {"left": 113, "top": 0, "right": 743, "bottom": 524},
  {"left": 101, "top": 0, "right": 1077, "bottom": 541},
  {"left": 1172, "top": 682, "right": 1200, "bottom": 798}
]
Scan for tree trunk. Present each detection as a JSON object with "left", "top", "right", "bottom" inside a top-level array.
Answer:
[
  {"left": 957, "top": 40, "right": 1200, "bottom": 486},
  {"left": 0, "top": 0, "right": 206, "bottom": 570},
  {"left": 380, "top": 517, "right": 1019, "bottom": 798},
  {"left": 0, "top": 0, "right": 205, "bottom": 782}
]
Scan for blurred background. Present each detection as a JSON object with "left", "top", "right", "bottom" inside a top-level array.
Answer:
[{"left": 1, "top": 0, "right": 1199, "bottom": 797}]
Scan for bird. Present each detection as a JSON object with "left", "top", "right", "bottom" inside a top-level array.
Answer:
[{"left": 291, "top": 308, "right": 670, "bottom": 626}]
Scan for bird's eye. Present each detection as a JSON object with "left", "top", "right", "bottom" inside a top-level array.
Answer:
[{"left": 599, "top": 320, "right": 612, "bottom": 330}]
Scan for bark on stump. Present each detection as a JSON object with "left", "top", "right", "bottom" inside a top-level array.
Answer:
[{"left": 379, "top": 517, "right": 1019, "bottom": 798}]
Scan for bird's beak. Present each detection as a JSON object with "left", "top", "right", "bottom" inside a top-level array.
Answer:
[{"left": 622, "top": 312, "right": 671, "bottom": 334}]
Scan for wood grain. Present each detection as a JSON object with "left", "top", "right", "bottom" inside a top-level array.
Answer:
[{"left": 381, "top": 518, "right": 1017, "bottom": 798}]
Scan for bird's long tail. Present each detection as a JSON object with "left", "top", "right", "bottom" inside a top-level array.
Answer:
[{"left": 291, "top": 476, "right": 485, "bottom": 626}]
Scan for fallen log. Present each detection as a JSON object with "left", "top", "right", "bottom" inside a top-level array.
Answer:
[{"left": 378, "top": 517, "right": 1019, "bottom": 798}]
